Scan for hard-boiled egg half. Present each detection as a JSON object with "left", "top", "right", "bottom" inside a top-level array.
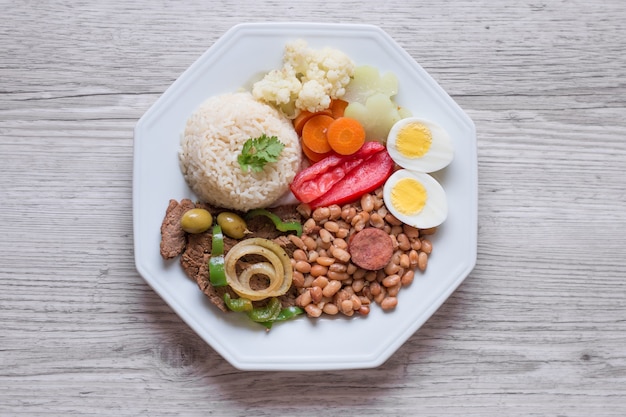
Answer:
[
  {"left": 386, "top": 117, "right": 454, "bottom": 172},
  {"left": 383, "top": 169, "right": 448, "bottom": 229},
  {"left": 383, "top": 118, "right": 453, "bottom": 229}
]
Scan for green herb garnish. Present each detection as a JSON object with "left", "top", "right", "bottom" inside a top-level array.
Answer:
[{"left": 238, "top": 134, "right": 285, "bottom": 173}]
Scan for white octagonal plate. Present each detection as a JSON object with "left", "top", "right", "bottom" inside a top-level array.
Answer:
[{"left": 133, "top": 22, "right": 477, "bottom": 371}]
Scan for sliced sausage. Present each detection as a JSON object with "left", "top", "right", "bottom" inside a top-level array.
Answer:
[{"left": 348, "top": 227, "right": 393, "bottom": 271}]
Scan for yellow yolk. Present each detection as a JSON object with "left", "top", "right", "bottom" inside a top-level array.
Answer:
[
  {"left": 396, "top": 122, "right": 432, "bottom": 158},
  {"left": 391, "top": 177, "right": 427, "bottom": 215}
]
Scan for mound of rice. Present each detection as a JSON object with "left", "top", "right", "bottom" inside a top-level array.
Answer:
[{"left": 179, "top": 92, "right": 302, "bottom": 211}]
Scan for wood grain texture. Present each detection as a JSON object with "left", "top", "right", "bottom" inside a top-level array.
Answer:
[{"left": 1, "top": 0, "right": 625, "bottom": 416}]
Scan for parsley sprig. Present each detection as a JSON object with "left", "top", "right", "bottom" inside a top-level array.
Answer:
[{"left": 237, "top": 134, "right": 285, "bottom": 173}]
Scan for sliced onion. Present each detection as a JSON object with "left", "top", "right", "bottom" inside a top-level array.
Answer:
[{"left": 224, "top": 238, "right": 293, "bottom": 301}]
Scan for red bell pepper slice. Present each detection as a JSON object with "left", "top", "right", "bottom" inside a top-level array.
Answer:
[
  {"left": 290, "top": 141, "right": 386, "bottom": 204},
  {"left": 308, "top": 148, "right": 394, "bottom": 209}
]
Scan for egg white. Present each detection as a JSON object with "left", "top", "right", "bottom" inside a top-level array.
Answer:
[
  {"left": 386, "top": 117, "right": 454, "bottom": 173},
  {"left": 383, "top": 169, "right": 448, "bottom": 229}
]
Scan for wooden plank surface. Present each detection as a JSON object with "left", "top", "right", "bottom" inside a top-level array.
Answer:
[{"left": 1, "top": 0, "right": 625, "bottom": 415}]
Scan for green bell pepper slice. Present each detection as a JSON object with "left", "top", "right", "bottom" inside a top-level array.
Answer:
[
  {"left": 208, "top": 224, "right": 227, "bottom": 287},
  {"left": 246, "top": 208, "right": 302, "bottom": 237}
]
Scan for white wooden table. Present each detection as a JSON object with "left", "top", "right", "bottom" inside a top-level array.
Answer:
[{"left": 1, "top": 1, "right": 625, "bottom": 415}]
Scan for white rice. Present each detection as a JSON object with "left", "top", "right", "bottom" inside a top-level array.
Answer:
[{"left": 179, "top": 92, "right": 301, "bottom": 211}]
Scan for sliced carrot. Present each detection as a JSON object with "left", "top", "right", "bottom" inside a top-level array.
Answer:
[
  {"left": 293, "top": 109, "right": 333, "bottom": 136},
  {"left": 301, "top": 114, "right": 334, "bottom": 154},
  {"left": 326, "top": 117, "right": 366, "bottom": 155},
  {"left": 329, "top": 99, "right": 349, "bottom": 118},
  {"left": 301, "top": 142, "right": 331, "bottom": 163}
]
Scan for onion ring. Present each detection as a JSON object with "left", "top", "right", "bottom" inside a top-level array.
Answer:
[{"left": 224, "top": 238, "right": 293, "bottom": 301}]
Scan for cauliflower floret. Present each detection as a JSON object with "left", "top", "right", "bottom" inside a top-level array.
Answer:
[
  {"left": 284, "top": 39, "right": 310, "bottom": 74},
  {"left": 251, "top": 64, "right": 301, "bottom": 107},
  {"left": 253, "top": 40, "right": 355, "bottom": 115},
  {"left": 296, "top": 79, "right": 331, "bottom": 113},
  {"left": 308, "top": 47, "right": 355, "bottom": 98}
]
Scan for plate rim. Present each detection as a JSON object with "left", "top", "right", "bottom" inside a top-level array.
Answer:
[{"left": 133, "top": 21, "right": 477, "bottom": 371}]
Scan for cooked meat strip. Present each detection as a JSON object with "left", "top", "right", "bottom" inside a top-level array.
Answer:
[
  {"left": 160, "top": 199, "right": 196, "bottom": 259},
  {"left": 167, "top": 201, "right": 302, "bottom": 312}
]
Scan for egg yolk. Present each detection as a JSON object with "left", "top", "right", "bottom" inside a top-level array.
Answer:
[
  {"left": 396, "top": 122, "right": 432, "bottom": 158},
  {"left": 391, "top": 177, "right": 427, "bottom": 215}
]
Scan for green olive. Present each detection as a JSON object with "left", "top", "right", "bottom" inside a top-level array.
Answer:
[
  {"left": 217, "top": 212, "right": 248, "bottom": 239},
  {"left": 180, "top": 208, "right": 213, "bottom": 234}
]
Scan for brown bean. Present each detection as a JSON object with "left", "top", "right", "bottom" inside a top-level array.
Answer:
[
  {"left": 328, "top": 271, "right": 350, "bottom": 281},
  {"left": 322, "top": 280, "right": 342, "bottom": 297},
  {"left": 361, "top": 193, "right": 375, "bottom": 212},
  {"left": 374, "top": 287, "right": 387, "bottom": 304},
  {"left": 310, "top": 264, "right": 328, "bottom": 277},
  {"left": 382, "top": 274, "right": 401, "bottom": 288},
  {"left": 350, "top": 294, "right": 362, "bottom": 311},
  {"left": 387, "top": 283, "right": 401, "bottom": 297},
  {"left": 358, "top": 305, "right": 370, "bottom": 316},
  {"left": 332, "top": 238, "right": 348, "bottom": 249},
  {"left": 361, "top": 286, "right": 372, "bottom": 300},
  {"left": 390, "top": 226, "right": 403, "bottom": 237},
  {"left": 336, "top": 227, "right": 349, "bottom": 239},
  {"left": 397, "top": 234, "right": 411, "bottom": 251},
  {"left": 409, "top": 249, "right": 419, "bottom": 267},
  {"left": 400, "top": 253, "right": 410, "bottom": 269},
  {"left": 293, "top": 249, "right": 307, "bottom": 261},
  {"left": 312, "top": 276, "right": 329, "bottom": 289},
  {"left": 340, "top": 299, "right": 354, "bottom": 315},
  {"left": 384, "top": 261, "right": 400, "bottom": 276},
  {"left": 380, "top": 296, "right": 398, "bottom": 310},
  {"left": 312, "top": 207, "right": 330, "bottom": 222},
  {"left": 403, "top": 224, "right": 420, "bottom": 239},
  {"left": 418, "top": 251, "right": 428, "bottom": 271},
  {"left": 359, "top": 295, "right": 371, "bottom": 306},
  {"left": 352, "top": 278, "right": 365, "bottom": 293},
  {"left": 324, "top": 221, "right": 340, "bottom": 234},
  {"left": 384, "top": 212, "right": 403, "bottom": 226},
  {"left": 302, "top": 235, "right": 317, "bottom": 251},
  {"left": 295, "top": 260, "right": 312, "bottom": 274},
  {"left": 334, "top": 289, "right": 351, "bottom": 304},
  {"left": 292, "top": 271, "right": 305, "bottom": 288},
  {"left": 365, "top": 271, "right": 377, "bottom": 282},
  {"left": 319, "top": 228, "right": 333, "bottom": 243},
  {"left": 352, "top": 268, "right": 366, "bottom": 280},
  {"left": 322, "top": 303, "right": 339, "bottom": 315},
  {"left": 303, "top": 218, "right": 317, "bottom": 235},
  {"left": 341, "top": 207, "right": 357, "bottom": 223},
  {"left": 316, "top": 256, "right": 335, "bottom": 267},
  {"left": 329, "top": 205, "right": 342, "bottom": 220},
  {"left": 373, "top": 195, "right": 384, "bottom": 210},
  {"left": 421, "top": 239, "right": 433, "bottom": 254},
  {"left": 420, "top": 227, "right": 437, "bottom": 235},
  {"left": 331, "top": 247, "right": 351, "bottom": 263},
  {"left": 305, "top": 304, "right": 322, "bottom": 317},
  {"left": 401, "top": 269, "right": 415, "bottom": 286},
  {"left": 310, "top": 286, "right": 323, "bottom": 304},
  {"left": 296, "top": 204, "right": 312, "bottom": 218},
  {"left": 411, "top": 239, "right": 422, "bottom": 251},
  {"left": 369, "top": 281, "right": 381, "bottom": 296},
  {"left": 329, "top": 262, "right": 347, "bottom": 273},
  {"left": 289, "top": 235, "right": 307, "bottom": 251},
  {"left": 296, "top": 290, "right": 312, "bottom": 307},
  {"left": 389, "top": 234, "right": 399, "bottom": 250},
  {"left": 369, "top": 212, "right": 385, "bottom": 228},
  {"left": 303, "top": 275, "right": 315, "bottom": 288},
  {"left": 308, "top": 251, "right": 319, "bottom": 263}
]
